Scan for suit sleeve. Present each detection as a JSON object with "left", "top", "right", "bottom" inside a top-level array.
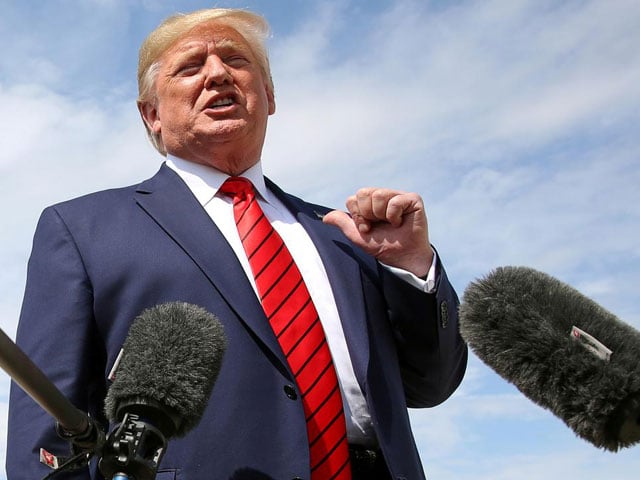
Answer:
[
  {"left": 381, "top": 253, "right": 468, "bottom": 408},
  {"left": 7, "top": 206, "right": 105, "bottom": 479}
]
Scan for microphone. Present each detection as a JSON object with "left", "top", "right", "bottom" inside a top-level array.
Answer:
[
  {"left": 459, "top": 266, "right": 640, "bottom": 452},
  {"left": 99, "top": 302, "right": 227, "bottom": 479}
]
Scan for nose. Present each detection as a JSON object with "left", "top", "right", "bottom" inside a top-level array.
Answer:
[{"left": 204, "top": 56, "right": 232, "bottom": 88}]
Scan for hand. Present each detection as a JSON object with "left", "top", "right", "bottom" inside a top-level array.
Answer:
[{"left": 323, "top": 187, "right": 434, "bottom": 277}]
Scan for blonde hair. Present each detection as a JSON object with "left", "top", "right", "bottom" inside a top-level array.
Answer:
[{"left": 137, "top": 8, "right": 274, "bottom": 154}]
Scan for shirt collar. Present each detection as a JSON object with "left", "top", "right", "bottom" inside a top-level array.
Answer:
[{"left": 165, "top": 154, "right": 271, "bottom": 207}]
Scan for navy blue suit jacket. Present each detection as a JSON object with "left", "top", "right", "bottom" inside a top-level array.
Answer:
[{"left": 7, "top": 164, "right": 467, "bottom": 479}]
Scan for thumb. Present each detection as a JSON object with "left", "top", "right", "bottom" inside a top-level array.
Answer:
[{"left": 322, "top": 210, "right": 361, "bottom": 240}]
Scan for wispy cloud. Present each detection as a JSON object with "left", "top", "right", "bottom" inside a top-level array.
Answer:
[{"left": 263, "top": 1, "right": 640, "bottom": 282}]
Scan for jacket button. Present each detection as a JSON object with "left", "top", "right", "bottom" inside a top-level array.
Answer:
[
  {"left": 440, "top": 301, "right": 449, "bottom": 328},
  {"left": 284, "top": 384, "right": 298, "bottom": 400}
]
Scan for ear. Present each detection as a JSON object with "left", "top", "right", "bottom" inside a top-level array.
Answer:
[
  {"left": 266, "top": 85, "right": 276, "bottom": 116},
  {"left": 138, "top": 100, "right": 162, "bottom": 134}
]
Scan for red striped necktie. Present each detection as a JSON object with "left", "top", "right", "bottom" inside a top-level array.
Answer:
[{"left": 219, "top": 177, "right": 352, "bottom": 480}]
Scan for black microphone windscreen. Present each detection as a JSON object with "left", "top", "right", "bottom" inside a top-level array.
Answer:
[
  {"left": 459, "top": 266, "right": 640, "bottom": 451},
  {"left": 104, "top": 302, "right": 226, "bottom": 438}
]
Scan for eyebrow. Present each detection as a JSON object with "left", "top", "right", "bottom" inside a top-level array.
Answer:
[{"left": 214, "top": 38, "right": 247, "bottom": 51}]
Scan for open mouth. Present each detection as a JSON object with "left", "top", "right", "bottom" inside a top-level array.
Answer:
[{"left": 207, "top": 96, "right": 235, "bottom": 109}]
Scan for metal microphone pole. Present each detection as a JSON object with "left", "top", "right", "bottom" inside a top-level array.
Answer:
[
  {"left": 0, "top": 327, "right": 104, "bottom": 457},
  {"left": 0, "top": 327, "right": 90, "bottom": 433}
]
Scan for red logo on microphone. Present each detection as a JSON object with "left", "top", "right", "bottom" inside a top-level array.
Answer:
[{"left": 39, "top": 448, "right": 59, "bottom": 469}]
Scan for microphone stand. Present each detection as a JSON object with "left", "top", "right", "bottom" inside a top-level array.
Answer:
[
  {"left": 0, "top": 327, "right": 105, "bottom": 475},
  {"left": 98, "top": 411, "right": 168, "bottom": 480}
]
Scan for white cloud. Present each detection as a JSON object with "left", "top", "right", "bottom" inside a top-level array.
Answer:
[
  {"left": 410, "top": 357, "right": 640, "bottom": 479},
  {"left": 263, "top": 0, "right": 640, "bottom": 217},
  {"left": 0, "top": 85, "right": 158, "bottom": 355},
  {"left": 426, "top": 447, "right": 640, "bottom": 480}
]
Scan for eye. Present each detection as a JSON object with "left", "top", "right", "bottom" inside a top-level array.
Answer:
[
  {"left": 224, "top": 55, "right": 250, "bottom": 68},
  {"left": 171, "top": 52, "right": 207, "bottom": 76},
  {"left": 176, "top": 62, "right": 203, "bottom": 76}
]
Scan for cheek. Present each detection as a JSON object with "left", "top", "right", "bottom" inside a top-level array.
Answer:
[
  {"left": 156, "top": 89, "right": 198, "bottom": 123},
  {"left": 153, "top": 102, "right": 190, "bottom": 139},
  {"left": 246, "top": 84, "right": 272, "bottom": 116},
  {"left": 158, "top": 79, "right": 202, "bottom": 111}
]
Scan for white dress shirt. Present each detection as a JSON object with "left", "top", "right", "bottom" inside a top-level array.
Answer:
[{"left": 165, "top": 155, "right": 436, "bottom": 446}]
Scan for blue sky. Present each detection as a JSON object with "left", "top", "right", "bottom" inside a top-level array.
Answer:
[{"left": 1, "top": 0, "right": 639, "bottom": 477}]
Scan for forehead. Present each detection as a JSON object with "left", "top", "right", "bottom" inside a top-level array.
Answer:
[{"left": 163, "top": 22, "right": 252, "bottom": 58}]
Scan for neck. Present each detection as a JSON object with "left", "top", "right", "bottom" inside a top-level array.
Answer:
[{"left": 168, "top": 149, "right": 260, "bottom": 176}]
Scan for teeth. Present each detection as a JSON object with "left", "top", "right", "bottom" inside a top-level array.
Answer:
[{"left": 210, "top": 97, "right": 234, "bottom": 108}]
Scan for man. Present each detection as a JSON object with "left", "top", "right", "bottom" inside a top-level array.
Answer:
[{"left": 7, "top": 8, "right": 467, "bottom": 480}]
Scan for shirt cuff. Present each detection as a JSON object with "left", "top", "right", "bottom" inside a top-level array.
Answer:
[{"left": 379, "top": 249, "right": 438, "bottom": 293}]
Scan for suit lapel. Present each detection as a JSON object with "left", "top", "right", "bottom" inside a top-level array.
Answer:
[
  {"left": 266, "top": 179, "right": 371, "bottom": 387},
  {"left": 134, "top": 165, "right": 290, "bottom": 372}
]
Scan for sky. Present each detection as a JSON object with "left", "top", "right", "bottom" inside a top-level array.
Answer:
[{"left": 1, "top": 0, "right": 639, "bottom": 478}]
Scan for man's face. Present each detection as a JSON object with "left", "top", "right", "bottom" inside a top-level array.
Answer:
[{"left": 140, "top": 22, "right": 275, "bottom": 173}]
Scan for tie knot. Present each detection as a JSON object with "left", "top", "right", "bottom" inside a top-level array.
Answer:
[{"left": 219, "top": 177, "right": 254, "bottom": 201}]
